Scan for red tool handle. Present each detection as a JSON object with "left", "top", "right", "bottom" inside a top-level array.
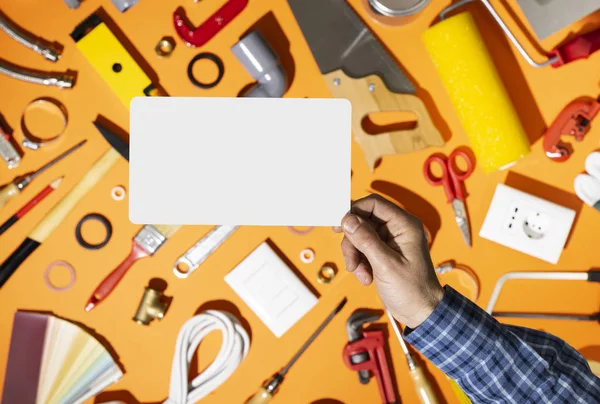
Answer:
[
  {"left": 84, "top": 241, "right": 149, "bottom": 312},
  {"left": 424, "top": 150, "right": 473, "bottom": 203},
  {"left": 543, "top": 97, "right": 600, "bottom": 161},
  {"left": 173, "top": 0, "right": 249, "bottom": 48},
  {"left": 424, "top": 154, "right": 454, "bottom": 203},
  {"left": 447, "top": 149, "right": 474, "bottom": 202},
  {"left": 551, "top": 28, "right": 600, "bottom": 67}
]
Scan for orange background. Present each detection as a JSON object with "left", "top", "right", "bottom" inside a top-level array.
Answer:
[{"left": 1, "top": 0, "right": 600, "bottom": 403}]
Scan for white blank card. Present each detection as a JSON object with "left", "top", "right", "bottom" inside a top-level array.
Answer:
[{"left": 129, "top": 97, "right": 351, "bottom": 225}]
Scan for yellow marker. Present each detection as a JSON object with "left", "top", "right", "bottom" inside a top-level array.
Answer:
[{"left": 71, "top": 12, "right": 159, "bottom": 107}]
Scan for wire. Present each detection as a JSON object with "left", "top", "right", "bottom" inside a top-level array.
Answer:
[{"left": 164, "top": 310, "right": 250, "bottom": 404}]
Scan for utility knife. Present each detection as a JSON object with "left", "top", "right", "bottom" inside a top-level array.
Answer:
[{"left": 287, "top": 0, "right": 444, "bottom": 171}]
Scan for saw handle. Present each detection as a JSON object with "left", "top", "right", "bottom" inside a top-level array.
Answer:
[
  {"left": 552, "top": 28, "right": 600, "bottom": 67},
  {"left": 324, "top": 71, "right": 443, "bottom": 172}
]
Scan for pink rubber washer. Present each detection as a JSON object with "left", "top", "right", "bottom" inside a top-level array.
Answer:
[{"left": 44, "top": 260, "right": 76, "bottom": 292}]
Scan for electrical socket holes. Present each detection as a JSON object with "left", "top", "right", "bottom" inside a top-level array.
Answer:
[{"left": 480, "top": 184, "right": 575, "bottom": 264}]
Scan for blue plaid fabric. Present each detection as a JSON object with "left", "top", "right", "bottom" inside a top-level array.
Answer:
[{"left": 404, "top": 286, "right": 600, "bottom": 403}]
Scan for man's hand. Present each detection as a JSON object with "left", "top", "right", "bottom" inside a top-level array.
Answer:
[{"left": 335, "top": 194, "right": 444, "bottom": 329}]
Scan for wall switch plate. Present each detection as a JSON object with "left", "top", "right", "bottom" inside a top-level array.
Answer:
[
  {"left": 225, "top": 242, "right": 318, "bottom": 337},
  {"left": 479, "top": 184, "right": 576, "bottom": 264}
]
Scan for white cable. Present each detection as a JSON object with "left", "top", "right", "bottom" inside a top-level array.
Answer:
[{"left": 164, "top": 310, "right": 250, "bottom": 404}]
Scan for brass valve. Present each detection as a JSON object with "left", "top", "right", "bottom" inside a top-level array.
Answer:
[{"left": 133, "top": 286, "right": 169, "bottom": 325}]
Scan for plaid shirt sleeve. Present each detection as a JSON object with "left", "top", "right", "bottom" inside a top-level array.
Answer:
[{"left": 404, "top": 286, "right": 600, "bottom": 403}]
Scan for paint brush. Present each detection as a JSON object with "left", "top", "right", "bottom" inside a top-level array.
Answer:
[
  {"left": 0, "top": 177, "right": 63, "bottom": 236},
  {"left": 84, "top": 224, "right": 181, "bottom": 311},
  {"left": 0, "top": 121, "right": 128, "bottom": 289}
]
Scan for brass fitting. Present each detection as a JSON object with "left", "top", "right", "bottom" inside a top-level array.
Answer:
[{"left": 133, "top": 286, "right": 169, "bottom": 325}]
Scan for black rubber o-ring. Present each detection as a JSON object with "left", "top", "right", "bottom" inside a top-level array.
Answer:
[
  {"left": 187, "top": 52, "right": 224, "bottom": 89},
  {"left": 75, "top": 213, "right": 112, "bottom": 250}
]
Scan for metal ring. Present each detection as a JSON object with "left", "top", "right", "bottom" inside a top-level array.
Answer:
[
  {"left": 300, "top": 248, "right": 315, "bottom": 264},
  {"left": 44, "top": 260, "right": 76, "bottom": 292},
  {"left": 155, "top": 37, "right": 175, "bottom": 58},
  {"left": 187, "top": 52, "right": 224, "bottom": 89},
  {"left": 317, "top": 265, "right": 335, "bottom": 284},
  {"left": 111, "top": 185, "right": 126, "bottom": 201},
  {"left": 75, "top": 213, "right": 113, "bottom": 250},
  {"left": 21, "top": 98, "right": 68, "bottom": 150}
]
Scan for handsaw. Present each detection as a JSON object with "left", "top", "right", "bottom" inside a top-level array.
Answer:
[{"left": 287, "top": 0, "right": 443, "bottom": 171}]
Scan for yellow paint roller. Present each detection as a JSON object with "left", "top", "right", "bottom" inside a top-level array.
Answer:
[{"left": 423, "top": 12, "right": 530, "bottom": 172}]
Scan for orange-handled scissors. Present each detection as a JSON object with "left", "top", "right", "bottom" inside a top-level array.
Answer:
[{"left": 424, "top": 149, "right": 475, "bottom": 247}]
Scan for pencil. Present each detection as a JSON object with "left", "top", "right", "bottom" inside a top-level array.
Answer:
[
  {"left": 0, "top": 177, "right": 63, "bottom": 236},
  {"left": 0, "top": 120, "right": 128, "bottom": 289}
]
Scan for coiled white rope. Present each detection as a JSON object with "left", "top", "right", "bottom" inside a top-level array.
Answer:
[{"left": 164, "top": 310, "right": 250, "bottom": 404}]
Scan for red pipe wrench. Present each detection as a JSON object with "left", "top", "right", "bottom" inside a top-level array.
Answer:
[
  {"left": 543, "top": 96, "right": 600, "bottom": 162},
  {"left": 173, "top": 0, "right": 248, "bottom": 47},
  {"left": 343, "top": 330, "right": 397, "bottom": 404}
]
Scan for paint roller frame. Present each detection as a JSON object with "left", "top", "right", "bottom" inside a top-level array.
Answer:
[{"left": 439, "top": 0, "right": 600, "bottom": 68}]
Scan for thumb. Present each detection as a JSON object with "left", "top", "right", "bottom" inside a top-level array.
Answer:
[{"left": 342, "top": 214, "right": 389, "bottom": 264}]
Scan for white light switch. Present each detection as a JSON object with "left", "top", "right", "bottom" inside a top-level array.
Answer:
[{"left": 225, "top": 242, "right": 317, "bottom": 337}]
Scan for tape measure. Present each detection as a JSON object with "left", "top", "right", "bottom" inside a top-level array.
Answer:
[{"left": 71, "top": 12, "right": 161, "bottom": 107}]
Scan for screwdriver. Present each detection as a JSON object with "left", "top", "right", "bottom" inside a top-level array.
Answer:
[
  {"left": 246, "top": 298, "right": 347, "bottom": 404},
  {"left": 386, "top": 309, "right": 440, "bottom": 404},
  {"left": 0, "top": 140, "right": 86, "bottom": 209}
]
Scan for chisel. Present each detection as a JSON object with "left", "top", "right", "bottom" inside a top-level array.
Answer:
[
  {"left": 386, "top": 309, "right": 440, "bottom": 404},
  {"left": 246, "top": 298, "right": 347, "bottom": 403}
]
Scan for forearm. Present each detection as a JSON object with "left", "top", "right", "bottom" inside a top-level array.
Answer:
[{"left": 404, "top": 286, "right": 600, "bottom": 403}]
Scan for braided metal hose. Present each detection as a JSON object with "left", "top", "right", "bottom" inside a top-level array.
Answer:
[
  {"left": 0, "top": 59, "right": 74, "bottom": 88},
  {"left": 0, "top": 11, "right": 61, "bottom": 62}
]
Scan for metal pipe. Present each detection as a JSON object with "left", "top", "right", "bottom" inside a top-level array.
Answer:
[
  {"left": 232, "top": 31, "right": 288, "bottom": 98},
  {"left": 0, "top": 11, "right": 61, "bottom": 62},
  {"left": 0, "top": 59, "right": 74, "bottom": 88},
  {"left": 486, "top": 271, "right": 588, "bottom": 314}
]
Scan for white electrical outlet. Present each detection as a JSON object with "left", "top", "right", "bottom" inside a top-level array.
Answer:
[{"left": 480, "top": 184, "right": 576, "bottom": 264}]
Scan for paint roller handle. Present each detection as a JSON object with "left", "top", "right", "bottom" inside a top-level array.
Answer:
[
  {"left": 84, "top": 241, "right": 149, "bottom": 312},
  {"left": 551, "top": 28, "right": 600, "bottom": 67}
]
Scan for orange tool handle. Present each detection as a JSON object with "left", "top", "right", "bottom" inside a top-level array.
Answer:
[{"left": 84, "top": 241, "right": 149, "bottom": 311}]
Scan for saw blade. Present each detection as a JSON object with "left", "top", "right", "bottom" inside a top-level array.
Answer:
[{"left": 287, "top": 0, "right": 415, "bottom": 94}]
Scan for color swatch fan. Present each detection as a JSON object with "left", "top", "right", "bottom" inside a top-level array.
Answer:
[{"left": 2, "top": 312, "right": 123, "bottom": 404}]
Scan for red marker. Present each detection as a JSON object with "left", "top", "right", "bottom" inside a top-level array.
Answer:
[{"left": 0, "top": 177, "right": 63, "bottom": 236}]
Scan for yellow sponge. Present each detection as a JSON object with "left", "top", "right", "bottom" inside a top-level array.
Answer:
[{"left": 423, "top": 12, "right": 530, "bottom": 172}]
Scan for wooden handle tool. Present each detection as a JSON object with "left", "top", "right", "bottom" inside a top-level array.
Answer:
[
  {"left": 324, "top": 71, "right": 443, "bottom": 171},
  {"left": 0, "top": 140, "right": 86, "bottom": 209},
  {"left": 0, "top": 148, "right": 120, "bottom": 288}
]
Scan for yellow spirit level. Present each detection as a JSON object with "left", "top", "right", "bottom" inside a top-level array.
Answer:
[{"left": 71, "top": 12, "right": 161, "bottom": 107}]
